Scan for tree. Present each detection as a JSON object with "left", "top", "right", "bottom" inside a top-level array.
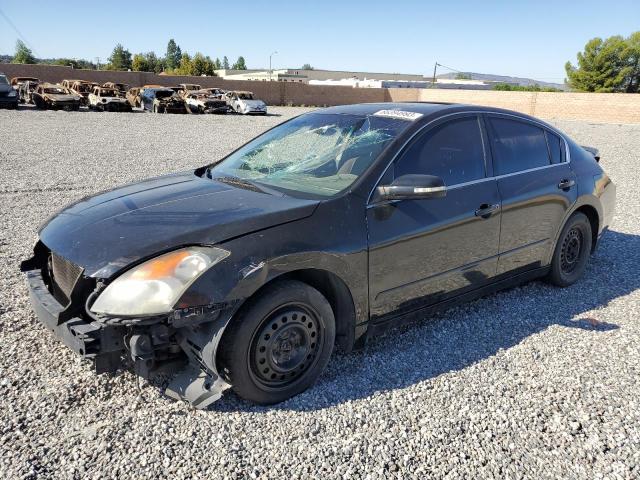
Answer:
[
  {"left": 203, "top": 56, "right": 216, "bottom": 76},
  {"left": 232, "top": 56, "right": 247, "bottom": 70},
  {"left": 301, "top": 63, "right": 314, "bottom": 70},
  {"left": 566, "top": 32, "right": 640, "bottom": 93},
  {"left": 191, "top": 52, "right": 207, "bottom": 76},
  {"left": 165, "top": 39, "right": 182, "bottom": 70},
  {"left": 144, "top": 52, "right": 163, "bottom": 73},
  {"left": 132, "top": 53, "right": 149, "bottom": 72},
  {"left": 51, "top": 58, "right": 96, "bottom": 69},
  {"left": 12, "top": 40, "right": 36, "bottom": 64},
  {"left": 455, "top": 72, "right": 472, "bottom": 80},
  {"left": 106, "top": 43, "right": 132, "bottom": 71},
  {"left": 214, "top": 57, "right": 222, "bottom": 70},
  {"left": 174, "top": 53, "right": 193, "bottom": 75},
  {"left": 493, "top": 83, "right": 562, "bottom": 92},
  {"left": 222, "top": 56, "right": 229, "bottom": 69}
]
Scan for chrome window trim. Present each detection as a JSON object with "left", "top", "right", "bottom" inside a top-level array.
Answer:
[{"left": 367, "top": 110, "right": 571, "bottom": 205}]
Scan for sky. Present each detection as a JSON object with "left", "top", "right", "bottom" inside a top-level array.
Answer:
[{"left": 1, "top": 0, "right": 638, "bottom": 83}]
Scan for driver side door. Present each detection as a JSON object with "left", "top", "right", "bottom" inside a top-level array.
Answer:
[{"left": 367, "top": 114, "right": 502, "bottom": 321}]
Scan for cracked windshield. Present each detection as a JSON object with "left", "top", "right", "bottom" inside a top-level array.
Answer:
[{"left": 208, "top": 113, "right": 409, "bottom": 197}]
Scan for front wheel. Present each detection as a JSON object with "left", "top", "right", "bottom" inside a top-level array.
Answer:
[
  {"left": 219, "top": 280, "right": 335, "bottom": 404},
  {"left": 546, "top": 212, "right": 593, "bottom": 287}
]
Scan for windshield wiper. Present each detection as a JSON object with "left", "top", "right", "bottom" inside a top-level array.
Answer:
[{"left": 211, "top": 175, "right": 267, "bottom": 194}]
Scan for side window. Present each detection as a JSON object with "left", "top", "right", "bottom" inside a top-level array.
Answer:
[
  {"left": 545, "top": 130, "right": 564, "bottom": 164},
  {"left": 488, "top": 117, "right": 550, "bottom": 175},
  {"left": 395, "top": 116, "right": 486, "bottom": 186}
]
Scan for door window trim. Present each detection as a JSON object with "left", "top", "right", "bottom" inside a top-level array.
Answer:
[{"left": 367, "top": 111, "right": 572, "bottom": 205}]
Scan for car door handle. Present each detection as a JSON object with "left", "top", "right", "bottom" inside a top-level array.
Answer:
[
  {"left": 558, "top": 179, "right": 575, "bottom": 190},
  {"left": 475, "top": 203, "right": 500, "bottom": 218}
]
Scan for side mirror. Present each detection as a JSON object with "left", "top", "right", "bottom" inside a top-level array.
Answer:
[{"left": 375, "top": 174, "right": 447, "bottom": 202}]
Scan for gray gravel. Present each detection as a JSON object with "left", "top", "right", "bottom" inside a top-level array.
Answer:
[{"left": 0, "top": 107, "right": 639, "bottom": 479}]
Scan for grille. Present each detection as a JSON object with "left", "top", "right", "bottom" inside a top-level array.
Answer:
[{"left": 50, "top": 252, "right": 83, "bottom": 303}]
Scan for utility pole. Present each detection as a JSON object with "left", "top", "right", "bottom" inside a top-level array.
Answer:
[
  {"left": 95, "top": 57, "right": 100, "bottom": 70},
  {"left": 269, "top": 51, "right": 278, "bottom": 81},
  {"left": 432, "top": 62, "right": 440, "bottom": 87}
]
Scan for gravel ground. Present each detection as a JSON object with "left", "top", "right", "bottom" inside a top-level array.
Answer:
[{"left": 0, "top": 107, "right": 638, "bottom": 479}]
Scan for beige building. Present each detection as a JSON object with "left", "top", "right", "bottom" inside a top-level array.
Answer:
[
  {"left": 217, "top": 69, "right": 308, "bottom": 83},
  {"left": 216, "top": 68, "right": 425, "bottom": 83}
]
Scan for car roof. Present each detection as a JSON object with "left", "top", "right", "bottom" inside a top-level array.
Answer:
[
  {"left": 317, "top": 102, "right": 553, "bottom": 125},
  {"left": 319, "top": 102, "right": 460, "bottom": 116}
]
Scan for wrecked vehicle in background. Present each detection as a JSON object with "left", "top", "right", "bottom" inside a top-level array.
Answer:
[
  {"left": 10, "top": 76, "right": 40, "bottom": 91},
  {"left": 32, "top": 83, "right": 82, "bottom": 111},
  {"left": 177, "top": 83, "right": 201, "bottom": 97},
  {"left": 18, "top": 80, "right": 39, "bottom": 104},
  {"left": 140, "top": 87, "right": 187, "bottom": 114},
  {"left": 202, "top": 87, "right": 226, "bottom": 98},
  {"left": 225, "top": 90, "right": 267, "bottom": 115},
  {"left": 68, "top": 80, "right": 99, "bottom": 106},
  {"left": 103, "top": 82, "right": 129, "bottom": 94},
  {"left": 126, "top": 87, "right": 143, "bottom": 108},
  {"left": 0, "top": 73, "right": 19, "bottom": 109},
  {"left": 88, "top": 86, "right": 132, "bottom": 112},
  {"left": 185, "top": 90, "right": 230, "bottom": 114}
]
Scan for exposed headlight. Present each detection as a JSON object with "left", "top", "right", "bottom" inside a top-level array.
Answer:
[
  {"left": 90, "top": 246, "right": 229, "bottom": 316},
  {"left": 8, "top": 90, "right": 17, "bottom": 97}
]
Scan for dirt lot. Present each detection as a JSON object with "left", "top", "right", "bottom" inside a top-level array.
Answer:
[{"left": 0, "top": 107, "right": 638, "bottom": 479}]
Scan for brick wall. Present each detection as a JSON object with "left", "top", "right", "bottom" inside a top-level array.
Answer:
[{"left": 2, "top": 64, "right": 639, "bottom": 123}]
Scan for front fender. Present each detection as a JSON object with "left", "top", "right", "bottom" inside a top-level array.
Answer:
[{"left": 175, "top": 199, "right": 369, "bottom": 327}]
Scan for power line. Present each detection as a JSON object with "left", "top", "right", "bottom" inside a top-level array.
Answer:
[{"left": 0, "top": 6, "right": 39, "bottom": 57}]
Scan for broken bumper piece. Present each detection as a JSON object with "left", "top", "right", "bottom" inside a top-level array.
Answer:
[
  {"left": 25, "top": 269, "right": 126, "bottom": 373},
  {"left": 24, "top": 268, "right": 234, "bottom": 409}
]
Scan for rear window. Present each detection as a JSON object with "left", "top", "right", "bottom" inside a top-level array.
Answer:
[
  {"left": 488, "top": 117, "right": 550, "bottom": 175},
  {"left": 546, "top": 131, "right": 564, "bottom": 164}
]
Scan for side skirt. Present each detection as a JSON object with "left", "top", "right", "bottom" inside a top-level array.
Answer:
[{"left": 363, "top": 266, "right": 550, "bottom": 342}]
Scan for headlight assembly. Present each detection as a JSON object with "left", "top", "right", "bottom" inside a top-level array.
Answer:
[{"left": 90, "top": 246, "right": 229, "bottom": 316}]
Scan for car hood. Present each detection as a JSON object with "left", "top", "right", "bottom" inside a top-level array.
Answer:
[
  {"left": 43, "top": 94, "right": 80, "bottom": 102},
  {"left": 39, "top": 171, "right": 319, "bottom": 277},
  {"left": 239, "top": 99, "right": 265, "bottom": 107}
]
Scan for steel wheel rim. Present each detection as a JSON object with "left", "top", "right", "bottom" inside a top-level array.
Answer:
[
  {"left": 561, "top": 226, "right": 583, "bottom": 274},
  {"left": 248, "top": 303, "right": 323, "bottom": 390}
]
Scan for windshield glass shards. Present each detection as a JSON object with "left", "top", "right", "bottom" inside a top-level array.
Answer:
[{"left": 208, "top": 113, "right": 410, "bottom": 197}]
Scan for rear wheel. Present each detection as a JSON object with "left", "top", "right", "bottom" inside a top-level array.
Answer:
[
  {"left": 219, "top": 280, "right": 335, "bottom": 404},
  {"left": 546, "top": 212, "right": 592, "bottom": 287}
]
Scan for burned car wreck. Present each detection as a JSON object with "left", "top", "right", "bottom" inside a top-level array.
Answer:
[
  {"left": 184, "top": 90, "right": 229, "bottom": 114},
  {"left": 32, "top": 83, "right": 82, "bottom": 111},
  {"left": 88, "top": 86, "right": 132, "bottom": 112},
  {"left": 140, "top": 87, "right": 187, "bottom": 114},
  {"left": 21, "top": 103, "right": 615, "bottom": 409}
]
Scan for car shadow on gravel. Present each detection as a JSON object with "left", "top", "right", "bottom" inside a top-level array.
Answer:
[{"left": 211, "top": 230, "right": 636, "bottom": 412}]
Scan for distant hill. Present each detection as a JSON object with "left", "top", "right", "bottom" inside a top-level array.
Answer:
[{"left": 437, "top": 72, "right": 567, "bottom": 91}]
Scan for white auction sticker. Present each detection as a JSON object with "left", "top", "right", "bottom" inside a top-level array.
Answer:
[{"left": 373, "top": 109, "right": 423, "bottom": 121}]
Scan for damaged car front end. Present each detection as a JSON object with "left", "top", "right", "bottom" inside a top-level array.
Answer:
[
  {"left": 32, "top": 83, "right": 82, "bottom": 111},
  {"left": 21, "top": 239, "right": 239, "bottom": 408},
  {"left": 88, "top": 87, "right": 133, "bottom": 112},
  {"left": 185, "top": 90, "right": 229, "bottom": 114}
]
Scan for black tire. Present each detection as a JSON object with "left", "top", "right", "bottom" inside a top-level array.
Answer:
[
  {"left": 219, "top": 280, "right": 335, "bottom": 404},
  {"left": 546, "top": 212, "right": 592, "bottom": 287}
]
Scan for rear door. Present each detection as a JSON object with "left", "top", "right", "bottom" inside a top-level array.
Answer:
[
  {"left": 367, "top": 114, "right": 501, "bottom": 321},
  {"left": 485, "top": 114, "right": 577, "bottom": 275}
]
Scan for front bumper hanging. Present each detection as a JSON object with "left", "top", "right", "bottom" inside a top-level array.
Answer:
[{"left": 25, "top": 269, "right": 126, "bottom": 373}]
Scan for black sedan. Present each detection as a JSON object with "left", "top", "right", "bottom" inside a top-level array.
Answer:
[
  {"left": 21, "top": 103, "right": 616, "bottom": 408},
  {"left": 0, "top": 73, "right": 19, "bottom": 109}
]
